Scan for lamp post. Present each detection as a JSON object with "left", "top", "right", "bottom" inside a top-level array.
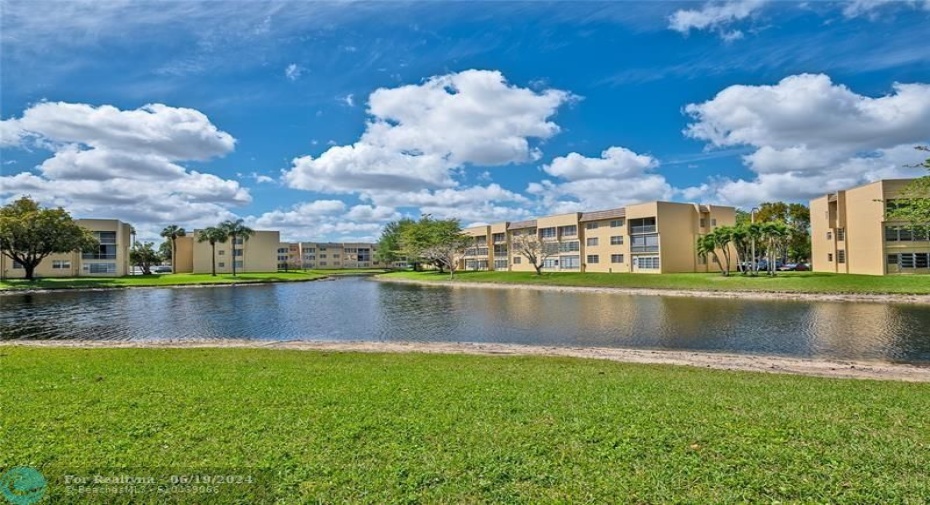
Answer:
[{"left": 750, "top": 207, "right": 759, "bottom": 275}]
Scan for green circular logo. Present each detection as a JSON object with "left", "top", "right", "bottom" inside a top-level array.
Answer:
[{"left": 0, "top": 467, "right": 46, "bottom": 505}]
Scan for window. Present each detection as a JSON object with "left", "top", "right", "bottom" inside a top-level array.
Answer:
[
  {"left": 218, "top": 262, "right": 225, "bottom": 268},
  {"left": 320, "top": 254, "right": 327, "bottom": 259},
  {"left": 543, "top": 258, "right": 559, "bottom": 269},
  {"left": 586, "top": 237, "right": 598, "bottom": 246},
  {"left": 277, "top": 248, "right": 288, "bottom": 254},
  {"left": 493, "top": 245, "right": 508, "bottom": 256},
  {"left": 560, "top": 255, "right": 580, "bottom": 269},
  {"left": 886, "top": 226, "right": 930, "bottom": 242},
  {"left": 539, "top": 227, "right": 557, "bottom": 239},
  {"left": 699, "top": 218, "right": 707, "bottom": 228},
  {"left": 83, "top": 263, "right": 116, "bottom": 274},
  {"left": 305, "top": 248, "right": 316, "bottom": 253},
  {"left": 887, "top": 254, "right": 898, "bottom": 265},
  {"left": 711, "top": 218, "right": 717, "bottom": 227},
  {"left": 559, "top": 225, "right": 577, "bottom": 237},
  {"left": 610, "top": 219, "right": 625, "bottom": 228},
  {"left": 320, "top": 262, "right": 327, "bottom": 266},
  {"left": 493, "top": 259, "right": 508, "bottom": 270},
  {"left": 837, "top": 250, "right": 846, "bottom": 264},
  {"left": 12, "top": 260, "right": 23, "bottom": 269},
  {"left": 635, "top": 256, "right": 660, "bottom": 270},
  {"left": 586, "top": 255, "right": 599, "bottom": 264},
  {"left": 611, "top": 254, "right": 624, "bottom": 264},
  {"left": 585, "top": 222, "right": 598, "bottom": 230},
  {"left": 629, "top": 217, "right": 656, "bottom": 234},
  {"left": 513, "top": 257, "right": 522, "bottom": 264},
  {"left": 836, "top": 228, "right": 845, "bottom": 241},
  {"left": 234, "top": 261, "right": 243, "bottom": 269},
  {"left": 631, "top": 233, "right": 659, "bottom": 253},
  {"left": 826, "top": 231, "right": 833, "bottom": 240},
  {"left": 828, "top": 253, "right": 833, "bottom": 262},
  {"left": 901, "top": 253, "right": 930, "bottom": 269},
  {"left": 610, "top": 236, "right": 623, "bottom": 245},
  {"left": 234, "top": 238, "right": 244, "bottom": 245},
  {"left": 233, "top": 249, "right": 243, "bottom": 257},
  {"left": 492, "top": 232, "right": 506, "bottom": 243},
  {"left": 333, "top": 254, "right": 340, "bottom": 258},
  {"left": 52, "top": 260, "right": 71, "bottom": 269},
  {"left": 83, "top": 231, "right": 118, "bottom": 260},
  {"left": 218, "top": 250, "right": 225, "bottom": 255},
  {"left": 559, "top": 241, "right": 580, "bottom": 253}
]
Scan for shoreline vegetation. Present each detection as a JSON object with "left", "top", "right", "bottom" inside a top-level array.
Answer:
[
  {"left": 376, "top": 270, "right": 930, "bottom": 303},
  {"left": 1, "top": 268, "right": 928, "bottom": 300},
  {"left": 0, "top": 269, "right": 386, "bottom": 292},
  {"left": 3, "top": 346, "right": 928, "bottom": 503}
]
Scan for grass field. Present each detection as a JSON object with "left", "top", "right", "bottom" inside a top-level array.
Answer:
[
  {"left": 0, "top": 269, "right": 386, "bottom": 291},
  {"left": 380, "top": 269, "right": 930, "bottom": 294},
  {"left": 2, "top": 347, "right": 928, "bottom": 503}
]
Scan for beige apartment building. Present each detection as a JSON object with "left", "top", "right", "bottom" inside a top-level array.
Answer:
[
  {"left": 461, "top": 201, "right": 736, "bottom": 274},
  {"left": 811, "top": 179, "right": 929, "bottom": 275},
  {"left": 175, "top": 230, "right": 281, "bottom": 274},
  {"left": 296, "top": 242, "right": 400, "bottom": 269},
  {"left": 0, "top": 218, "right": 133, "bottom": 279}
]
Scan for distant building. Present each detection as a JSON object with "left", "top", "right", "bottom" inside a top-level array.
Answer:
[
  {"left": 175, "top": 230, "right": 281, "bottom": 274},
  {"left": 811, "top": 179, "right": 929, "bottom": 275},
  {"left": 0, "top": 218, "right": 133, "bottom": 279},
  {"left": 461, "top": 201, "right": 736, "bottom": 274}
]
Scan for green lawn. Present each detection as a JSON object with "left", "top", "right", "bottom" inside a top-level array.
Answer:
[
  {"left": 380, "top": 269, "right": 930, "bottom": 294},
  {"left": 1, "top": 347, "right": 927, "bottom": 503},
  {"left": 0, "top": 269, "right": 387, "bottom": 291}
]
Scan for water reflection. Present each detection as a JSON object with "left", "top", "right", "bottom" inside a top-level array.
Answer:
[{"left": 1, "top": 278, "right": 929, "bottom": 364}]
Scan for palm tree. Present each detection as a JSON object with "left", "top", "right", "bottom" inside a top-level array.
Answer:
[
  {"left": 710, "top": 227, "right": 733, "bottom": 276},
  {"left": 760, "top": 221, "right": 789, "bottom": 276},
  {"left": 129, "top": 226, "right": 137, "bottom": 275},
  {"left": 218, "top": 219, "right": 255, "bottom": 276},
  {"left": 160, "top": 225, "right": 186, "bottom": 273},
  {"left": 196, "top": 227, "right": 228, "bottom": 276},
  {"left": 697, "top": 234, "right": 724, "bottom": 275}
]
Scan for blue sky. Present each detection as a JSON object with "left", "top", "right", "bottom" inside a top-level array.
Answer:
[{"left": 1, "top": 1, "right": 928, "bottom": 242}]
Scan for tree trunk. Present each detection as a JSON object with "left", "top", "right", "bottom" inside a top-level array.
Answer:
[
  {"left": 534, "top": 263, "right": 542, "bottom": 275},
  {"left": 231, "top": 234, "right": 237, "bottom": 276},
  {"left": 211, "top": 243, "right": 216, "bottom": 276},
  {"left": 171, "top": 238, "right": 176, "bottom": 274},
  {"left": 24, "top": 263, "right": 36, "bottom": 281}
]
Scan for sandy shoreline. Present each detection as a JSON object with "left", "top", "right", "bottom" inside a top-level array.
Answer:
[
  {"left": 5, "top": 339, "right": 929, "bottom": 382},
  {"left": 374, "top": 277, "right": 930, "bottom": 305}
]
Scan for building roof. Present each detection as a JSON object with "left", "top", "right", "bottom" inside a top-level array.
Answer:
[
  {"left": 579, "top": 207, "right": 626, "bottom": 222},
  {"left": 507, "top": 219, "right": 537, "bottom": 230}
]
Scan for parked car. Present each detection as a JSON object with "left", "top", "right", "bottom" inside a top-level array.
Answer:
[
  {"left": 793, "top": 263, "right": 810, "bottom": 271},
  {"left": 777, "top": 263, "right": 797, "bottom": 271},
  {"left": 152, "top": 265, "right": 172, "bottom": 273}
]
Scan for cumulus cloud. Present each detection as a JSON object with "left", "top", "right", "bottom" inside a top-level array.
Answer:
[
  {"left": 285, "top": 63, "right": 303, "bottom": 81},
  {"left": 529, "top": 147, "right": 673, "bottom": 213},
  {"left": 682, "top": 74, "right": 930, "bottom": 206},
  {"left": 283, "top": 69, "right": 574, "bottom": 194},
  {"left": 842, "top": 0, "right": 929, "bottom": 17},
  {"left": 668, "top": 0, "right": 767, "bottom": 35},
  {"left": 250, "top": 201, "right": 401, "bottom": 242},
  {"left": 0, "top": 101, "right": 249, "bottom": 238}
]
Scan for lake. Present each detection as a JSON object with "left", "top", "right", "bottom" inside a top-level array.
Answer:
[{"left": 2, "top": 277, "right": 929, "bottom": 364}]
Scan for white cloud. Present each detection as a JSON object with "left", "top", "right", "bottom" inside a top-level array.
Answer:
[
  {"left": 668, "top": 0, "right": 767, "bottom": 35},
  {"left": 842, "top": 0, "right": 929, "bottom": 17},
  {"left": 529, "top": 147, "right": 673, "bottom": 212},
  {"left": 0, "top": 101, "right": 249, "bottom": 238},
  {"left": 250, "top": 201, "right": 401, "bottom": 242},
  {"left": 342, "top": 94, "right": 355, "bottom": 107},
  {"left": 683, "top": 74, "right": 930, "bottom": 206},
  {"left": 285, "top": 63, "right": 303, "bottom": 81},
  {"left": 283, "top": 69, "right": 574, "bottom": 194}
]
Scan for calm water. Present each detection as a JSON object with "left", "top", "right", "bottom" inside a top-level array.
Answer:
[{"left": 2, "top": 277, "right": 930, "bottom": 364}]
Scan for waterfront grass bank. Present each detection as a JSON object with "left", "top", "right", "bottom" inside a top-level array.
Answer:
[
  {"left": 379, "top": 270, "right": 930, "bottom": 295},
  {"left": 0, "top": 269, "right": 387, "bottom": 291},
  {"left": 2, "top": 346, "right": 927, "bottom": 503}
]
